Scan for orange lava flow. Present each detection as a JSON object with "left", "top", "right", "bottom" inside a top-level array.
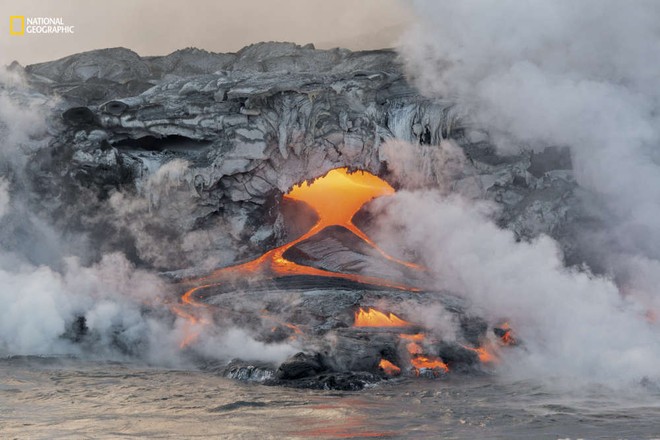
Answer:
[
  {"left": 463, "top": 345, "right": 496, "bottom": 363},
  {"left": 181, "top": 168, "right": 421, "bottom": 305},
  {"left": 171, "top": 304, "right": 210, "bottom": 348},
  {"left": 499, "top": 322, "right": 516, "bottom": 345},
  {"left": 402, "top": 334, "right": 449, "bottom": 373},
  {"left": 175, "top": 168, "right": 421, "bottom": 347},
  {"left": 406, "top": 342, "right": 423, "bottom": 355},
  {"left": 399, "top": 333, "right": 425, "bottom": 342},
  {"left": 354, "top": 307, "right": 412, "bottom": 327},
  {"left": 352, "top": 307, "right": 498, "bottom": 376},
  {"left": 379, "top": 359, "right": 401, "bottom": 376},
  {"left": 261, "top": 312, "right": 303, "bottom": 336},
  {"left": 410, "top": 355, "right": 449, "bottom": 373},
  {"left": 474, "top": 347, "right": 495, "bottom": 363},
  {"left": 286, "top": 168, "right": 423, "bottom": 271}
]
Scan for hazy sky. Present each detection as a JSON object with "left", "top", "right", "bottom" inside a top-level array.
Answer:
[{"left": 1, "top": 0, "right": 412, "bottom": 65}]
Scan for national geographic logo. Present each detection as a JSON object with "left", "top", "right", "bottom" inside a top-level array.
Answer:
[{"left": 9, "top": 16, "right": 75, "bottom": 35}]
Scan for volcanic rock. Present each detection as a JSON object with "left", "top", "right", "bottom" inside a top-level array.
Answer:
[
  {"left": 268, "top": 371, "right": 382, "bottom": 391},
  {"left": 4, "top": 42, "right": 579, "bottom": 273},
  {"left": 220, "top": 361, "right": 276, "bottom": 383},
  {"left": 2, "top": 42, "right": 575, "bottom": 388},
  {"left": 436, "top": 342, "right": 480, "bottom": 369},
  {"left": 275, "top": 352, "right": 325, "bottom": 380},
  {"left": 459, "top": 315, "right": 489, "bottom": 347},
  {"left": 218, "top": 354, "right": 384, "bottom": 391}
]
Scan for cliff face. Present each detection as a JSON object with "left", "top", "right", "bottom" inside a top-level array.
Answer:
[
  {"left": 0, "top": 43, "right": 582, "bottom": 387},
  {"left": 7, "top": 43, "right": 575, "bottom": 272}
]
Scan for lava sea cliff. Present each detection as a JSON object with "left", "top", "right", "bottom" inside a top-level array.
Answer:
[{"left": 1, "top": 43, "right": 575, "bottom": 389}]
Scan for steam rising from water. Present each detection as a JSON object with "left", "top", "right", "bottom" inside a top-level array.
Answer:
[
  {"left": 371, "top": 190, "right": 660, "bottom": 382},
  {"left": 0, "top": 74, "right": 296, "bottom": 364},
  {"left": 0, "top": 179, "right": 9, "bottom": 218},
  {"left": 391, "top": 0, "right": 660, "bottom": 383}
]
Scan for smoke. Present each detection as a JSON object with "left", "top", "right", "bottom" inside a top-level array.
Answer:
[
  {"left": 0, "top": 179, "right": 9, "bottom": 218},
  {"left": 400, "top": 0, "right": 660, "bottom": 265},
  {"left": 0, "top": 252, "right": 170, "bottom": 357},
  {"left": 371, "top": 190, "right": 660, "bottom": 382},
  {"left": 0, "top": 70, "right": 51, "bottom": 174},
  {"left": 390, "top": 0, "right": 660, "bottom": 383},
  {"left": 0, "top": 251, "right": 296, "bottom": 364},
  {"left": 380, "top": 138, "right": 467, "bottom": 190},
  {"left": 196, "top": 328, "right": 299, "bottom": 365},
  {"left": 105, "top": 158, "right": 204, "bottom": 270},
  {"left": 0, "top": 69, "right": 296, "bottom": 367}
]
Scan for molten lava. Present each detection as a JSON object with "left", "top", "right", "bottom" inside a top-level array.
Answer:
[
  {"left": 170, "top": 167, "right": 512, "bottom": 377},
  {"left": 399, "top": 333, "right": 425, "bottom": 342},
  {"left": 351, "top": 307, "right": 449, "bottom": 375},
  {"left": 378, "top": 359, "right": 401, "bottom": 376},
  {"left": 175, "top": 168, "right": 421, "bottom": 348},
  {"left": 182, "top": 168, "right": 421, "bottom": 302},
  {"left": 463, "top": 345, "right": 496, "bottom": 363},
  {"left": 354, "top": 307, "right": 412, "bottom": 328},
  {"left": 406, "top": 341, "right": 423, "bottom": 355},
  {"left": 352, "top": 307, "right": 499, "bottom": 376},
  {"left": 262, "top": 311, "right": 303, "bottom": 339},
  {"left": 410, "top": 355, "right": 449, "bottom": 373},
  {"left": 286, "top": 168, "right": 421, "bottom": 271},
  {"left": 171, "top": 303, "right": 210, "bottom": 348},
  {"left": 495, "top": 322, "right": 516, "bottom": 346},
  {"left": 401, "top": 334, "right": 449, "bottom": 374}
]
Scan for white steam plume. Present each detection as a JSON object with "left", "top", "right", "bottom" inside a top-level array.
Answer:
[
  {"left": 0, "top": 68, "right": 296, "bottom": 367},
  {"left": 400, "top": 1, "right": 660, "bottom": 268},
  {"left": 0, "top": 251, "right": 296, "bottom": 365},
  {"left": 0, "top": 179, "right": 9, "bottom": 218},
  {"left": 371, "top": 189, "right": 660, "bottom": 383},
  {"left": 392, "top": 0, "right": 660, "bottom": 383}
]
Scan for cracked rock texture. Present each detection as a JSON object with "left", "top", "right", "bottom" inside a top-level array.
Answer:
[{"left": 4, "top": 42, "right": 576, "bottom": 272}]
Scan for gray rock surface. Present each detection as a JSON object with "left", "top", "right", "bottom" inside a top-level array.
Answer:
[{"left": 5, "top": 42, "right": 576, "bottom": 272}]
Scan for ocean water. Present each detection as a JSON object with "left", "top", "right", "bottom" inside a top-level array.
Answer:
[{"left": 1, "top": 357, "right": 659, "bottom": 439}]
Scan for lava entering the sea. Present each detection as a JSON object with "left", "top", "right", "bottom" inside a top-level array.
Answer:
[
  {"left": 355, "top": 307, "right": 497, "bottom": 376},
  {"left": 378, "top": 359, "right": 401, "bottom": 376},
  {"left": 494, "top": 322, "right": 517, "bottom": 346}
]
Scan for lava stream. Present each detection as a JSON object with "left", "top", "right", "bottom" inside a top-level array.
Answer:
[
  {"left": 181, "top": 168, "right": 422, "bottom": 303},
  {"left": 378, "top": 359, "right": 401, "bottom": 375},
  {"left": 410, "top": 355, "right": 449, "bottom": 373},
  {"left": 354, "top": 308, "right": 496, "bottom": 376},
  {"left": 175, "top": 168, "right": 422, "bottom": 347},
  {"left": 463, "top": 345, "right": 496, "bottom": 363},
  {"left": 495, "top": 322, "right": 517, "bottom": 346}
]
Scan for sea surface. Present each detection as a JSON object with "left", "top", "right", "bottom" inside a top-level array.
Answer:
[{"left": 1, "top": 357, "right": 659, "bottom": 439}]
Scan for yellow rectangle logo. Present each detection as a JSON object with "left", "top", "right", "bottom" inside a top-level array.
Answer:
[{"left": 9, "top": 16, "right": 24, "bottom": 35}]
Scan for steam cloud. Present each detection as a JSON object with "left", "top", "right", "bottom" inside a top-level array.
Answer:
[
  {"left": 0, "top": 179, "right": 9, "bottom": 218},
  {"left": 388, "top": 0, "right": 660, "bottom": 383},
  {"left": 0, "top": 72, "right": 296, "bottom": 366}
]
